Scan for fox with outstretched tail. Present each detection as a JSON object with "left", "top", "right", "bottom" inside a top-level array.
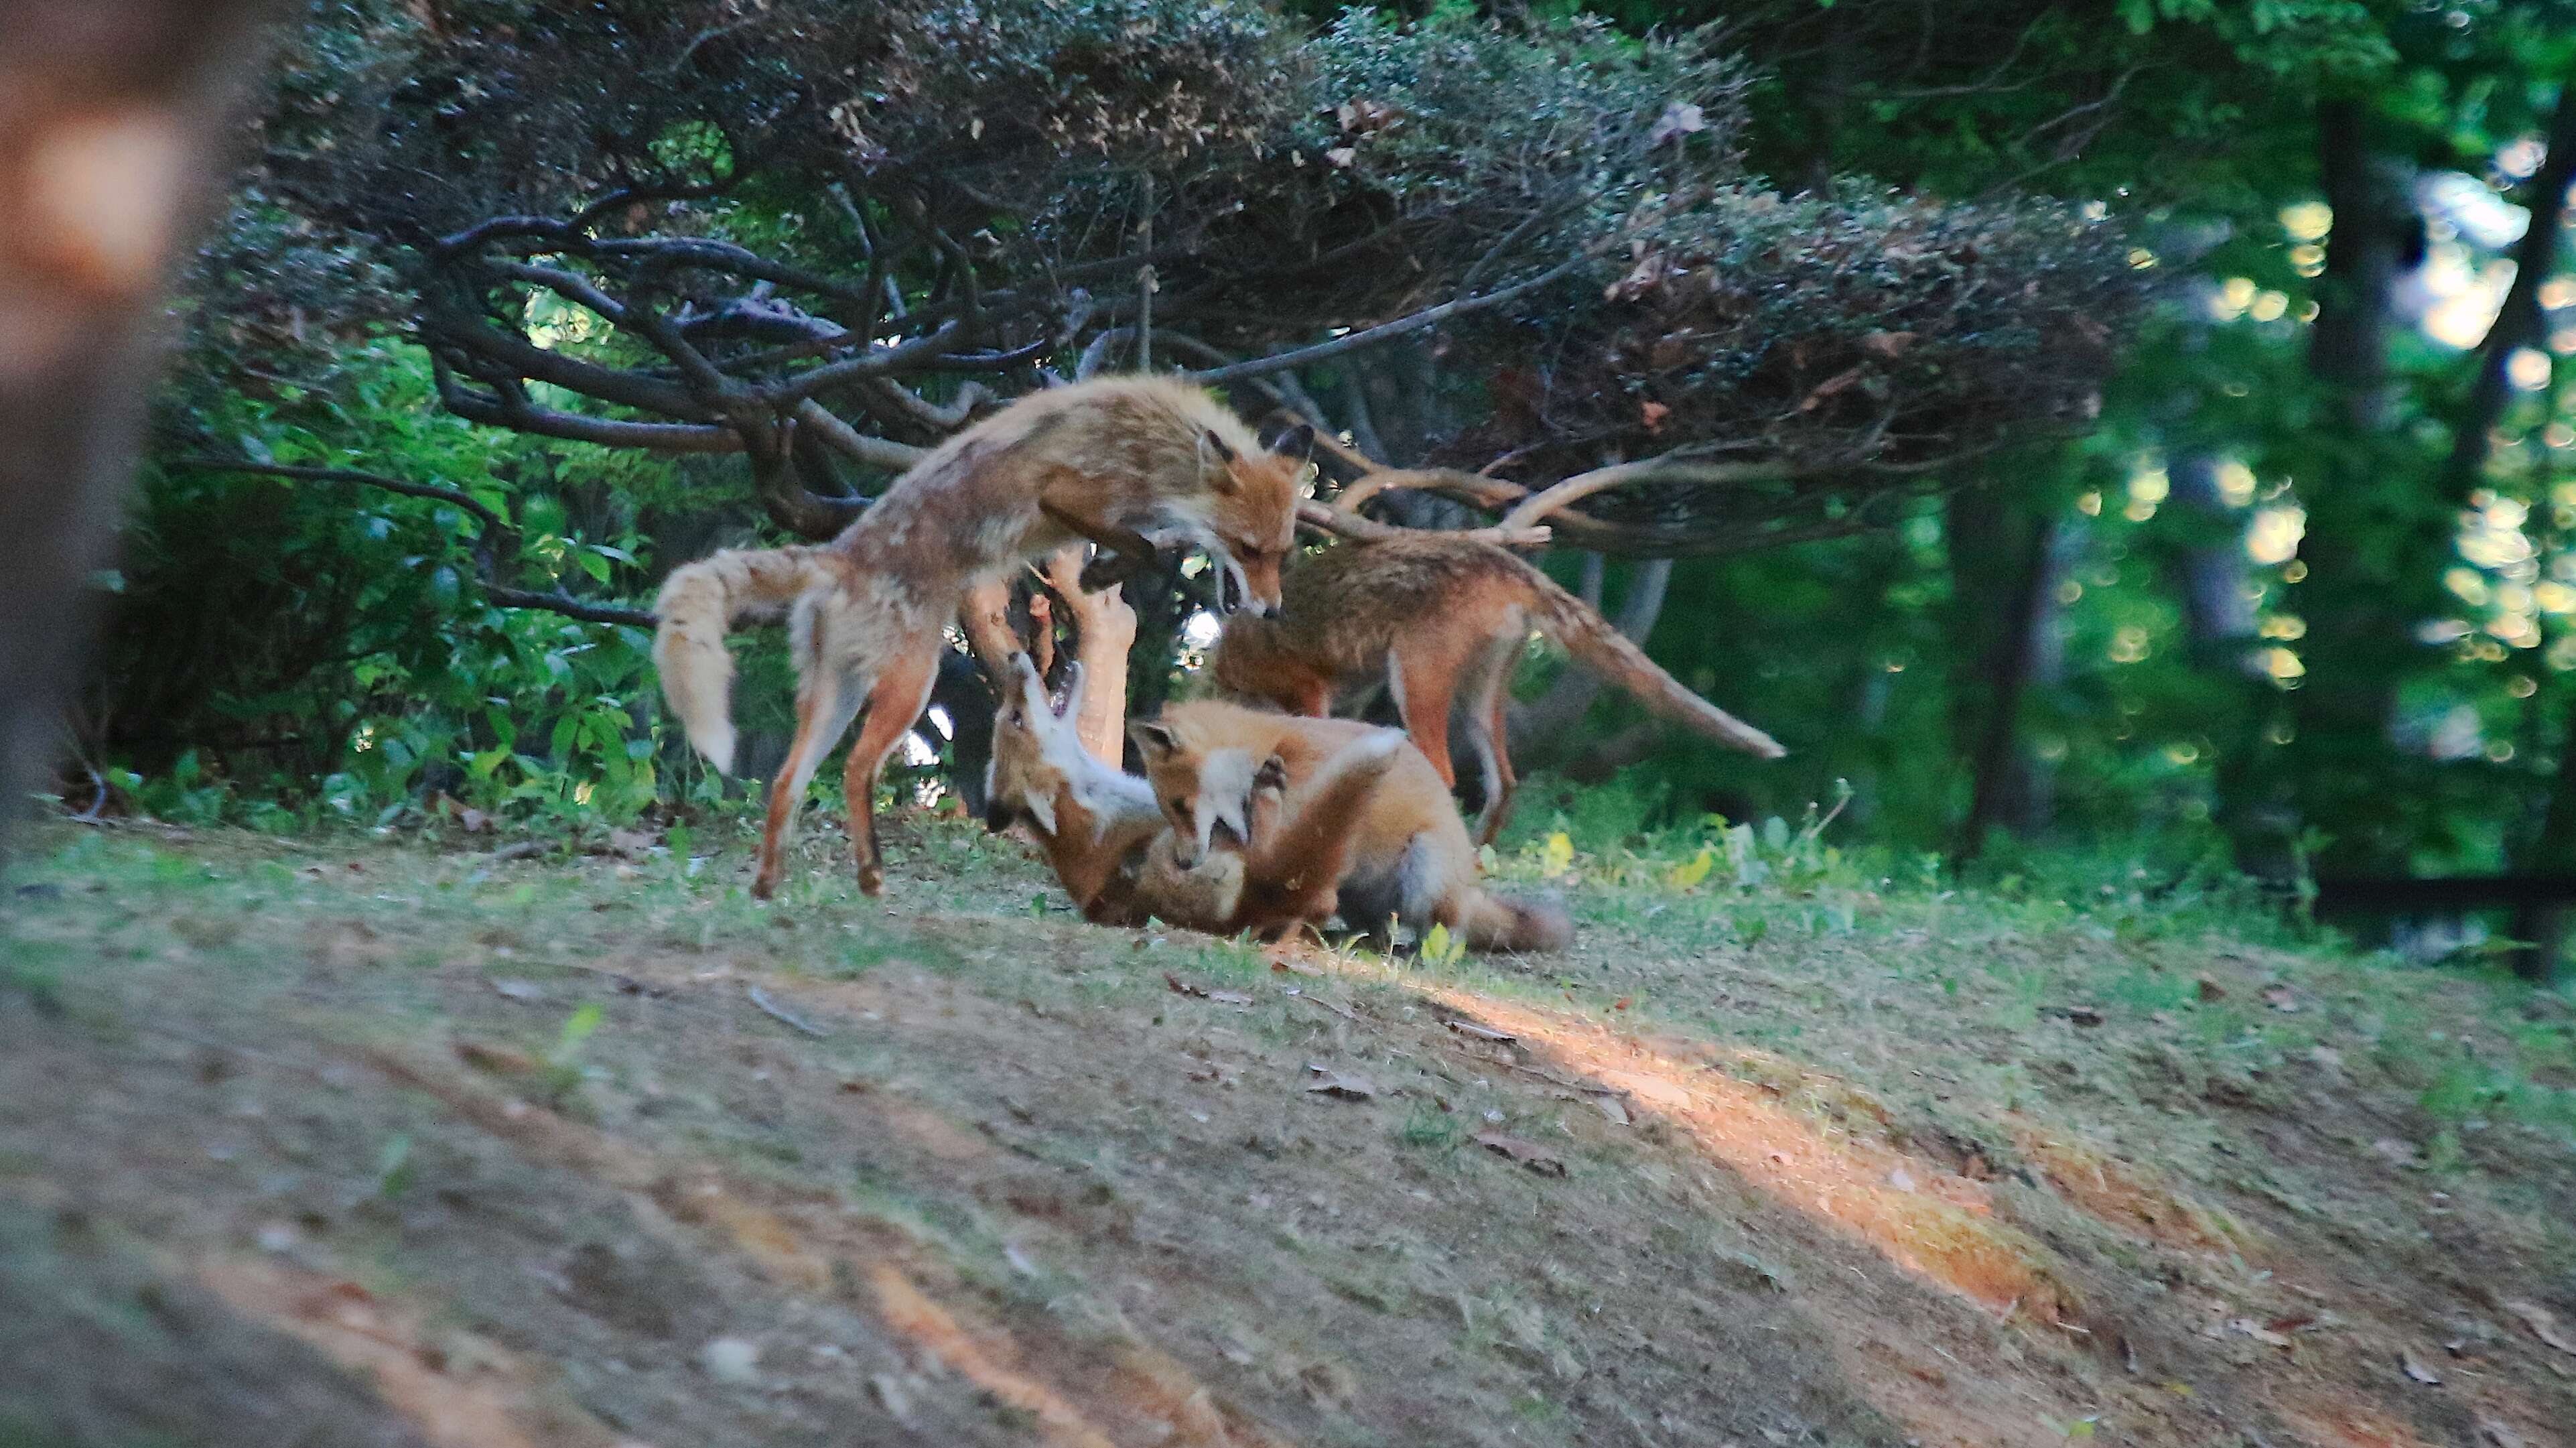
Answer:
[
  {"left": 1210, "top": 533, "right": 1783, "bottom": 844},
  {"left": 655, "top": 377, "right": 1310, "bottom": 899}
]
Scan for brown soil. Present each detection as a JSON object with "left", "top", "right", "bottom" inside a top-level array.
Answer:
[{"left": 4, "top": 816, "right": 2574, "bottom": 1447}]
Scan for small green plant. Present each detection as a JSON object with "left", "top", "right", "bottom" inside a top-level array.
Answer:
[
  {"left": 1418, "top": 921, "right": 1467, "bottom": 969},
  {"left": 541, "top": 1002, "right": 604, "bottom": 1103},
  {"left": 371, "top": 1132, "right": 416, "bottom": 1199}
]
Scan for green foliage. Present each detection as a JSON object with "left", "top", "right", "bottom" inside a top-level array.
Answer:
[{"left": 100, "top": 339, "right": 679, "bottom": 831}]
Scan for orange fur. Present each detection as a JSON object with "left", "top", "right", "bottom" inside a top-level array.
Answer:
[
  {"left": 655, "top": 378, "right": 1309, "bottom": 899},
  {"left": 1210, "top": 534, "right": 1783, "bottom": 843},
  {"left": 982, "top": 657, "right": 1394, "bottom": 937},
  {"left": 1132, "top": 700, "right": 1572, "bottom": 953}
]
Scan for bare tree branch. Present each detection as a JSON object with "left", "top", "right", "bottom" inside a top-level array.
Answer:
[{"left": 1187, "top": 245, "right": 1609, "bottom": 384}]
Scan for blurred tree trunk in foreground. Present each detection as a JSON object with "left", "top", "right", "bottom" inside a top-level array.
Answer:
[{"left": 0, "top": 0, "right": 281, "bottom": 862}]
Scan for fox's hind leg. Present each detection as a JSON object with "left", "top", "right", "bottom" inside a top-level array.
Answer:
[
  {"left": 1463, "top": 621, "right": 1526, "bottom": 845},
  {"left": 753, "top": 668, "right": 866, "bottom": 901},
  {"left": 839, "top": 635, "right": 941, "bottom": 895},
  {"left": 1387, "top": 635, "right": 1477, "bottom": 791}
]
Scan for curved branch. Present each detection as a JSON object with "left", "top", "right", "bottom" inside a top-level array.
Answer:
[
  {"left": 169, "top": 457, "right": 505, "bottom": 535},
  {"left": 1187, "top": 245, "right": 1607, "bottom": 385},
  {"left": 425, "top": 311, "right": 714, "bottom": 418},
  {"left": 792, "top": 400, "right": 929, "bottom": 471},
  {"left": 1295, "top": 499, "right": 1550, "bottom": 549},
  {"left": 1500, "top": 456, "right": 1792, "bottom": 529}
]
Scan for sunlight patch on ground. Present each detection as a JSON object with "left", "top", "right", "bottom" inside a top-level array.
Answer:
[
  {"left": 368, "top": 1039, "right": 1284, "bottom": 1448},
  {"left": 1427, "top": 989, "right": 2076, "bottom": 1321}
]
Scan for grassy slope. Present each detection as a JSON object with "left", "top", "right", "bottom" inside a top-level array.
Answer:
[{"left": 4, "top": 809, "right": 2575, "bottom": 1448}]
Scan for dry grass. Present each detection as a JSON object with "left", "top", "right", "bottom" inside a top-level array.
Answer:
[{"left": 5, "top": 811, "right": 2576, "bottom": 1447}]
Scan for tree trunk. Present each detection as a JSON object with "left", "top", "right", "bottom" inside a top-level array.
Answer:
[
  {"left": 2279, "top": 96, "right": 2429, "bottom": 876},
  {"left": 2510, "top": 686, "right": 2576, "bottom": 984},
  {"left": 2441, "top": 85, "right": 2576, "bottom": 503},
  {"left": 0, "top": 0, "right": 283, "bottom": 862},
  {"left": 1950, "top": 484, "right": 2057, "bottom": 862},
  {"left": 2166, "top": 453, "right": 2294, "bottom": 872}
]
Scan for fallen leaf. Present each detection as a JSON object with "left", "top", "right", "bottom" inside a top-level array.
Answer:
[
  {"left": 1267, "top": 951, "right": 1324, "bottom": 977},
  {"left": 2047, "top": 1004, "right": 2106, "bottom": 1027},
  {"left": 454, "top": 1039, "right": 538, "bottom": 1076},
  {"left": 1639, "top": 399, "right": 1671, "bottom": 434},
  {"left": 1594, "top": 1096, "right": 1630, "bottom": 1126},
  {"left": 1858, "top": 330, "right": 1917, "bottom": 360},
  {"left": 2506, "top": 1299, "right": 2576, "bottom": 1356},
  {"left": 1474, "top": 1131, "right": 1567, "bottom": 1176},
  {"left": 458, "top": 807, "right": 491, "bottom": 835},
  {"left": 1797, "top": 365, "right": 1866, "bottom": 412},
  {"left": 487, "top": 978, "right": 545, "bottom": 1003},
  {"left": 2230, "top": 1318, "right": 2292, "bottom": 1349},
  {"left": 1284, "top": 988, "right": 1357, "bottom": 1021},
  {"left": 1324, "top": 146, "right": 1357, "bottom": 168},
  {"left": 1304, "top": 1065, "right": 1377, "bottom": 1100},
  {"left": 2196, "top": 976, "right": 2227, "bottom": 1001},
  {"left": 1445, "top": 1020, "right": 1516, "bottom": 1044},
  {"left": 2399, "top": 1348, "right": 2442, "bottom": 1385},
  {"left": 1165, "top": 973, "right": 1209, "bottom": 998},
  {"left": 2261, "top": 985, "right": 2300, "bottom": 1012}
]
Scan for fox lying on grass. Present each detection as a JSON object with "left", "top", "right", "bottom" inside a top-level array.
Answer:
[
  {"left": 1210, "top": 533, "right": 1783, "bottom": 844},
  {"left": 982, "top": 655, "right": 1404, "bottom": 937},
  {"left": 1132, "top": 699, "right": 1573, "bottom": 953},
  {"left": 654, "top": 377, "right": 1310, "bottom": 900}
]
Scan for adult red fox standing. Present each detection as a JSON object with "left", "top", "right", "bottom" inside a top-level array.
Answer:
[
  {"left": 1132, "top": 700, "right": 1574, "bottom": 953},
  {"left": 655, "top": 377, "right": 1310, "bottom": 899},
  {"left": 1209, "top": 534, "right": 1783, "bottom": 844}
]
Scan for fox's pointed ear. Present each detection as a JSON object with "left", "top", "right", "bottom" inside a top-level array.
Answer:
[
  {"left": 1199, "top": 429, "right": 1241, "bottom": 492},
  {"left": 1130, "top": 719, "right": 1178, "bottom": 759},
  {"left": 1272, "top": 422, "right": 1315, "bottom": 464}
]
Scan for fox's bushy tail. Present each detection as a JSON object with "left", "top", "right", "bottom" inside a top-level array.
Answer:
[
  {"left": 1456, "top": 886, "right": 1574, "bottom": 954},
  {"left": 651, "top": 546, "right": 834, "bottom": 773},
  {"left": 1523, "top": 566, "right": 1785, "bottom": 760}
]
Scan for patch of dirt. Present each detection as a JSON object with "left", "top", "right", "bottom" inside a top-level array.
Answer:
[{"left": 5, "top": 819, "right": 2575, "bottom": 1448}]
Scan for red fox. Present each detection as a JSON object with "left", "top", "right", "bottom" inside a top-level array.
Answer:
[
  {"left": 655, "top": 377, "right": 1310, "bottom": 899},
  {"left": 1209, "top": 534, "right": 1783, "bottom": 844},
  {"left": 1131, "top": 699, "right": 1573, "bottom": 953},
  {"left": 982, "top": 655, "right": 1402, "bottom": 936}
]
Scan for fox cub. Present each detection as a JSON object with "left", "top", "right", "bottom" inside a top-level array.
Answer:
[
  {"left": 984, "top": 655, "right": 1402, "bottom": 937},
  {"left": 1211, "top": 533, "right": 1781, "bottom": 843},
  {"left": 654, "top": 377, "right": 1310, "bottom": 900},
  {"left": 1132, "top": 700, "right": 1572, "bottom": 953}
]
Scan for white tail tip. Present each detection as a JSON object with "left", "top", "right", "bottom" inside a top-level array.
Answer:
[{"left": 700, "top": 724, "right": 737, "bottom": 777}]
